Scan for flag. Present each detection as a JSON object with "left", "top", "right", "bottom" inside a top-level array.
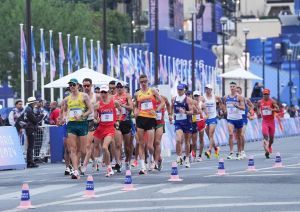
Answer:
[
  {"left": 74, "top": 36, "right": 80, "bottom": 70},
  {"left": 49, "top": 30, "right": 56, "bottom": 80},
  {"left": 67, "top": 34, "right": 73, "bottom": 74},
  {"left": 145, "top": 51, "right": 150, "bottom": 76},
  {"left": 21, "top": 25, "right": 27, "bottom": 73},
  {"left": 40, "top": 29, "right": 46, "bottom": 78},
  {"left": 163, "top": 55, "right": 168, "bottom": 83},
  {"left": 59, "top": 32, "right": 65, "bottom": 77},
  {"left": 97, "top": 41, "right": 103, "bottom": 73},
  {"left": 159, "top": 54, "right": 164, "bottom": 84},
  {"left": 121, "top": 48, "right": 133, "bottom": 78},
  {"left": 90, "top": 40, "right": 97, "bottom": 71},
  {"left": 138, "top": 50, "right": 145, "bottom": 75},
  {"left": 31, "top": 26, "right": 37, "bottom": 90},
  {"left": 83, "top": 38, "right": 89, "bottom": 68}
]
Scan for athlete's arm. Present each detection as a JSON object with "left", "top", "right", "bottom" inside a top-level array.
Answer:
[
  {"left": 185, "top": 97, "right": 195, "bottom": 115},
  {"left": 222, "top": 95, "right": 227, "bottom": 113},
  {"left": 121, "top": 94, "right": 133, "bottom": 111},
  {"left": 235, "top": 95, "right": 245, "bottom": 111},
  {"left": 152, "top": 88, "right": 164, "bottom": 112},
  {"left": 272, "top": 99, "right": 280, "bottom": 112},
  {"left": 133, "top": 93, "right": 139, "bottom": 117},
  {"left": 58, "top": 98, "right": 68, "bottom": 125},
  {"left": 163, "top": 96, "right": 171, "bottom": 115},
  {"left": 114, "top": 100, "right": 122, "bottom": 121},
  {"left": 169, "top": 97, "right": 175, "bottom": 122},
  {"left": 246, "top": 98, "right": 254, "bottom": 111},
  {"left": 82, "top": 93, "right": 93, "bottom": 119},
  {"left": 257, "top": 101, "right": 262, "bottom": 117}
]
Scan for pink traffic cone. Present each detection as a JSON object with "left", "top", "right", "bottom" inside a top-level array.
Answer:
[
  {"left": 122, "top": 170, "right": 136, "bottom": 191},
  {"left": 168, "top": 162, "right": 183, "bottom": 181},
  {"left": 83, "top": 175, "right": 96, "bottom": 198},
  {"left": 273, "top": 152, "right": 283, "bottom": 168},
  {"left": 216, "top": 158, "right": 227, "bottom": 176},
  {"left": 246, "top": 156, "right": 256, "bottom": 172},
  {"left": 17, "top": 183, "right": 35, "bottom": 209}
]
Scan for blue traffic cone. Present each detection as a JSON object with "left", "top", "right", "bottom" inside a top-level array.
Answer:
[
  {"left": 17, "top": 183, "right": 34, "bottom": 209},
  {"left": 84, "top": 175, "right": 96, "bottom": 198},
  {"left": 246, "top": 155, "right": 256, "bottom": 172},
  {"left": 217, "top": 158, "right": 227, "bottom": 176},
  {"left": 273, "top": 152, "right": 283, "bottom": 168},
  {"left": 168, "top": 162, "right": 183, "bottom": 181}
]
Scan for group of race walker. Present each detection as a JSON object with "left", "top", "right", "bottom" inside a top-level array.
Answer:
[{"left": 58, "top": 74, "right": 279, "bottom": 179}]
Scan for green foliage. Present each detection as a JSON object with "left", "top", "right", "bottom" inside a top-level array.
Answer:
[{"left": 0, "top": 0, "right": 130, "bottom": 99}]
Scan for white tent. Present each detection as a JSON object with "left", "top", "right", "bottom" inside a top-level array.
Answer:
[
  {"left": 219, "top": 68, "right": 263, "bottom": 80},
  {"left": 44, "top": 68, "right": 125, "bottom": 88}
]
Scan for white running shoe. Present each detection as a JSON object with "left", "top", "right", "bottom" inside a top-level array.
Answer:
[
  {"left": 236, "top": 153, "right": 243, "bottom": 160},
  {"left": 176, "top": 156, "right": 183, "bottom": 165},
  {"left": 105, "top": 167, "right": 114, "bottom": 177},
  {"left": 185, "top": 157, "right": 190, "bottom": 168},
  {"left": 227, "top": 152, "right": 236, "bottom": 160}
]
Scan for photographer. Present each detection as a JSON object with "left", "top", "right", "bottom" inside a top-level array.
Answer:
[{"left": 24, "top": 97, "right": 44, "bottom": 168}]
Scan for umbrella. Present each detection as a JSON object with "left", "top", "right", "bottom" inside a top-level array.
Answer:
[
  {"left": 218, "top": 68, "right": 263, "bottom": 80},
  {"left": 44, "top": 68, "right": 126, "bottom": 88}
]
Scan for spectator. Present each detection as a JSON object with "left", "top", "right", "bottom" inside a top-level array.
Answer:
[
  {"left": 289, "top": 105, "right": 297, "bottom": 118},
  {"left": 34, "top": 100, "right": 49, "bottom": 125},
  {"left": 24, "top": 97, "right": 44, "bottom": 168},
  {"left": 8, "top": 100, "right": 24, "bottom": 127},
  {"left": 49, "top": 101, "right": 61, "bottom": 125},
  {"left": 251, "top": 82, "right": 263, "bottom": 98},
  {"left": 94, "top": 86, "right": 100, "bottom": 94},
  {"left": 282, "top": 103, "right": 290, "bottom": 118}
]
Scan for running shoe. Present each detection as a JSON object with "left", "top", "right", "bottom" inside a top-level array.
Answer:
[
  {"left": 80, "top": 165, "right": 87, "bottom": 173},
  {"left": 157, "top": 160, "right": 163, "bottom": 171},
  {"left": 71, "top": 170, "right": 80, "bottom": 180},
  {"left": 185, "top": 157, "right": 191, "bottom": 168},
  {"left": 214, "top": 147, "right": 220, "bottom": 159},
  {"left": 227, "top": 152, "right": 235, "bottom": 160},
  {"left": 148, "top": 161, "right": 156, "bottom": 171},
  {"left": 138, "top": 169, "right": 147, "bottom": 175},
  {"left": 241, "top": 151, "right": 247, "bottom": 159},
  {"left": 236, "top": 153, "right": 243, "bottom": 160},
  {"left": 78, "top": 165, "right": 85, "bottom": 176},
  {"left": 176, "top": 156, "right": 183, "bottom": 165},
  {"left": 113, "top": 163, "right": 122, "bottom": 173},
  {"left": 269, "top": 146, "right": 273, "bottom": 154},
  {"left": 191, "top": 150, "right": 196, "bottom": 158},
  {"left": 64, "top": 167, "right": 71, "bottom": 176},
  {"left": 197, "top": 155, "right": 203, "bottom": 162},
  {"left": 105, "top": 167, "right": 114, "bottom": 177},
  {"left": 125, "top": 162, "right": 131, "bottom": 171},
  {"left": 205, "top": 150, "right": 211, "bottom": 159},
  {"left": 265, "top": 151, "right": 270, "bottom": 159},
  {"left": 131, "top": 160, "right": 138, "bottom": 168}
]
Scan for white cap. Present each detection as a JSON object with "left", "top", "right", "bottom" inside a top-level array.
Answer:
[
  {"left": 100, "top": 85, "right": 109, "bottom": 92},
  {"left": 193, "top": 91, "right": 201, "bottom": 96},
  {"left": 27, "top": 96, "right": 38, "bottom": 104},
  {"left": 205, "top": 84, "right": 213, "bottom": 89},
  {"left": 282, "top": 103, "right": 287, "bottom": 107}
]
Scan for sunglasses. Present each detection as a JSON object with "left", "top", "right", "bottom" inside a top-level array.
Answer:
[
  {"left": 116, "top": 86, "right": 123, "bottom": 89},
  {"left": 140, "top": 80, "right": 148, "bottom": 84},
  {"left": 100, "top": 91, "right": 108, "bottom": 94},
  {"left": 193, "top": 95, "right": 199, "bottom": 97},
  {"left": 83, "top": 84, "right": 91, "bottom": 88},
  {"left": 69, "top": 83, "right": 77, "bottom": 87},
  {"left": 109, "top": 87, "right": 116, "bottom": 90}
]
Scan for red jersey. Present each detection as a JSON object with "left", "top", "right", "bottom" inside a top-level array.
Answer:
[
  {"left": 155, "top": 98, "right": 165, "bottom": 125},
  {"left": 49, "top": 108, "right": 60, "bottom": 125},
  {"left": 260, "top": 99, "right": 275, "bottom": 121},
  {"left": 98, "top": 98, "right": 116, "bottom": 126},
  {"left": 114, "top": 93, "right": 128, "bottom": 121}
]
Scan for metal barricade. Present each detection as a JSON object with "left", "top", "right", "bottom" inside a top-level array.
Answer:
[{"left": 33, "top": 125, "right": 50, "bottom": 162}]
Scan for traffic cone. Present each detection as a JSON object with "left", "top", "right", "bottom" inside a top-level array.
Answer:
[
  {"left": 17, "top": 183, "right": 34, "bottom": 209},
  {"left": 216, "top": 158, "right": 227, "bottom": 176},
  {"left": 246, "top": 155, "right": 256, "bottom": 172},
  {"left": 83, "top": 175, "right": 96, "bottom": 198},
  {"left": 273, "top": 152, "right": 283, "bottom": 168},
  {"left": 168, "top": 162, "right": 183, "bottom": 181},
  {"left": 122, "top": 170, "right": 136, "bottom": 191}
]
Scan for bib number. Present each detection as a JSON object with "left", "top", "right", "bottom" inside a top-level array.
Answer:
[
  {"left": 262, "top": 109, "right": 272, "bottom": 116},
  {"left": 156, "top": 112, "right": 162, "bottom": 120},
  {"left": 69, "top": 108, "right": 82, "bottom": 118},
  {"left": 141, "top": 101, "right": 153, "bottom": 110},
  {"left": 175, "top": 113, "right": 187, "bottom": 121},
  {"left": 195, "top": 114, "right": 201, "bottom": 121},
  {"left": 101, "top": 113, "right": 113, "bottom": 122}
]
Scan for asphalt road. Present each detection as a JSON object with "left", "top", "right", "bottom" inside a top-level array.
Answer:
[{"left": 0, "top": 136, "right": 300, "bottom": 212}]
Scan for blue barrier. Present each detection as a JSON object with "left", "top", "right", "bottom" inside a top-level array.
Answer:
[
  {"left": 0, "top": 126, "right": 26, "bottom": 170},
  {"left": 161, "top": 117, "right": 300, "bottom": 152},
  {"left": 49, "top": 126, "right": 65, "bottom": 163}
]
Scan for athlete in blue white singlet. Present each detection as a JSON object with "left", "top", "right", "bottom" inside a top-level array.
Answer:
[
  {"left": 170, "top": 84, "right": 194, "bottom": 168},
  {"left": 224, "top": 82, "right": 245, "bottom": 160}
]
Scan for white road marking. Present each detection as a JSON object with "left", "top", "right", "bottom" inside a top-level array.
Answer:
[
  {"left": 61, "top": 201, "right": 300, "bottom": 211},
  {"left": 158, "top": 184, "right": 209, "bottom": 194},
  {"left": 0, "top": 184, "right": 75, "bottom": 200},
  {"left": 227, "top": 173, "right": 293, "bottom": 177},
  {"left": 64, "top": 195, "right": 248, "bottom": 205},
  {"left": 64, "top": 184, "right": 123, "bottom": 198}
]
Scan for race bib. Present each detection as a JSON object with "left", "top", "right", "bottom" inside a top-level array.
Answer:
[
  {"left": 101, "top": 112, "right": 113, "bottom": 122},
  {"left": 262, "top": 109, "right": 272, "bottom": 116},
  {"left": 69, "top": 108, "right": 82, "bottom": 118},
  {"left": 195, "top": 114, "right": 202, "bottom": 121},
  {"left": 156, "top": 112, "right": 162, "bottom": 120},
  {"left": 227, "top": 103, "right": 237, "bottom": 113},
  {"left": 141, "top": 101, "right": 153, "bottom": 110},
  {"left": 175, "top": 113, "right": 187, "bottom": 121}
]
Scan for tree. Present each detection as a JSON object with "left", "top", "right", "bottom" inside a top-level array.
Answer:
[{"left": 0, "top": 0, "right": 130, "bottom": 99}]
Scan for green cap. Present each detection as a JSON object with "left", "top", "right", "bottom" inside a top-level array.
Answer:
[{"left": 68, "top": 78, "right": 78, "bottom": 84}]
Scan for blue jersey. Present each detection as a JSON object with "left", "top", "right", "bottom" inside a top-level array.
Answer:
[{"left": 173, "top": 96, "right": 191, "bottom": 124}]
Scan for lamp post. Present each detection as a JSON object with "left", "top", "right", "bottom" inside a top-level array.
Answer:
[
  {"left": 191, "top": 13, "right": 195, "bottom": 91},
  {"left": 297, "top": 54, "right": 300, "bottom": 100},
  {"left": 102, "top": 0, "right": 107, "bottom": 75},
  {"left": 25, "top": 0, "right": 33, "bottom": 98},
  {"left": 275, "top": 43, "right": 281, "bottom": 102},
  {"left": 220, "top": 16, "right": 228, "bottom": 96},
  {"left": 287, "top": 49, "right": 293, "bottom": 106},
  {"left": 154, "top": 0, "right": 159, "bottom": 85},
  {"left": 261, "top": 37, "right": 266, "bottom": 87},
  {"left": 243, "top": 28, "right": 250, "bottom": 97}
]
